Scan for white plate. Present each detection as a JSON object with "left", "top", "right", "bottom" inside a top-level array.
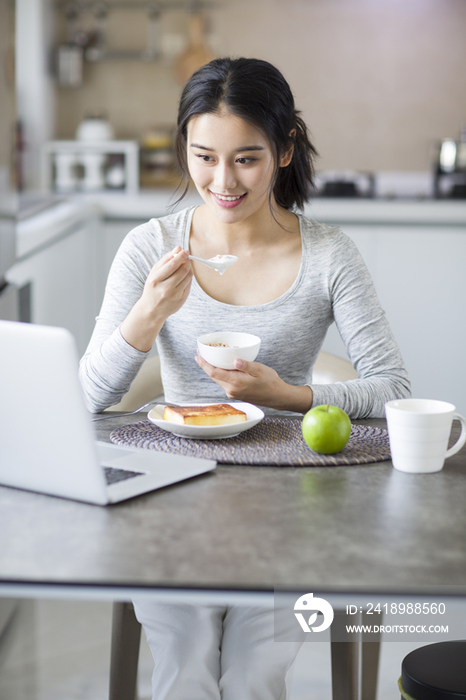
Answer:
[{"left": 148, "top": 402, "right": 264, "bottom": 440}]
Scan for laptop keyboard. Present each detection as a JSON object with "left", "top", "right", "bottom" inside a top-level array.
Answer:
[{"left": 103, "top": 466, "right": 145, "bottom": 485}]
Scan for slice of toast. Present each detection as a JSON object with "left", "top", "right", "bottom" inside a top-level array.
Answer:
[{"left": 163, "top": 404, "right": 247, "bottom": 426}]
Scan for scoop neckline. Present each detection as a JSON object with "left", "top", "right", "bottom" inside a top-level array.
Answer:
[{"left": 182, "top": 205, "right": 307, "bottom": 310}]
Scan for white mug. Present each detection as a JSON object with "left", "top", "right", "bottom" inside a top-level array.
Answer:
[{"left": 385, "top": 399, "right": 466, "bottom": 473}]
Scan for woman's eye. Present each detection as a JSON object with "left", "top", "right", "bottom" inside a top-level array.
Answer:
[
  {"left": 197, "top": 154, "right": 213, "bottom": 162},
  {"left": 236, "top": 157, "right": 255, "bottom": 164}
]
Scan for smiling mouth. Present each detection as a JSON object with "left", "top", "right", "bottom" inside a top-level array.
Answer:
[{"left": 211, "top": 192, "right": 246, "bottom": 202}]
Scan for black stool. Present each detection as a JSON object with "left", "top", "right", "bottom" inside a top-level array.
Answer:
[{"left": 400, "top": 641, "right": 466, "bottom": 700}]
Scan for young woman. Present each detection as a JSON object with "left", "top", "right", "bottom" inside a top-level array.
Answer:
[
  {"left": 80, "top": 57, "right": 409, "bottom": 418},
  {"left": 79, "top": 57, "right": 410, "bottom": 698}
]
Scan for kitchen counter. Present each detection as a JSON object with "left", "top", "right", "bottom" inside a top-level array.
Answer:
[
  {"left": 306, "top": 197, "right": 466, "bottom": 226},
  {"left": 86, "top": 190, "right": 466, "bottom": 226},
  {"left": 15, "top": 198, "right": 99, "bottom": 259},
  {"left": 15, "top": 190, "right": 466, "bottom": 262},
  {"left": 88, "top": 189, "right": 203, "bottom": 220}
]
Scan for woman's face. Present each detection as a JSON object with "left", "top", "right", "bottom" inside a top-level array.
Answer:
[{"left": 187, "top": 108, "right": 289, "bottom": 225}]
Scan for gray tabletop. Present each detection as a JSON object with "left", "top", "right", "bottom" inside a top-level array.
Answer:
[{"left": 1, "top": 415, "right": 466, "bottom": 599}]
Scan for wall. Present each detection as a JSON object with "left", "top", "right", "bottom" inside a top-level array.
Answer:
[
  {"left": 53, "top": 7, "right": 190, "bottom": 141},
  {"left": 54, "top": 0, "right": 466, "bottom": 173}
]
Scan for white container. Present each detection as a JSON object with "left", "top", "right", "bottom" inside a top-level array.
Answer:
[
  {"left": 57, "top": 45, "right": 83, "bottom": 87},
  {"left": 79, "top": 152, "right": 106, "bottom": 191},
  {"left": 54, "top": 152, "right": 78, "bottom": 192},
  {"left": 76, "top": 118, "right": 114, "bottom": 142},
  {"left": 197, "top": 332, "right": 261, "bottom": 370}
]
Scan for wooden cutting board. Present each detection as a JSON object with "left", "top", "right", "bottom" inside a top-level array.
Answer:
[{"left": 173, "top": 13, "right": 215, "bottom": 84}]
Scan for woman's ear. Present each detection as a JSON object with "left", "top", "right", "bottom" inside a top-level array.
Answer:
[{"left": 279, "top": 129, "right": 296, "bottom": 167}]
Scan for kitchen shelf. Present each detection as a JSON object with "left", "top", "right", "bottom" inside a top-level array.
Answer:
[{"left": 55, "top": 1, "right": 218, "bottom": 10}]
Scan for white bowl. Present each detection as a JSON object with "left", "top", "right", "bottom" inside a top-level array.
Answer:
[{"left": 197, "top": 332, "right": 261, "bottom": 370}]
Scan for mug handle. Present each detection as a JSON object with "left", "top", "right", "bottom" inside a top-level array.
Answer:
[{"left": 446, "top": 413, "right": 466, "bottom": 458}]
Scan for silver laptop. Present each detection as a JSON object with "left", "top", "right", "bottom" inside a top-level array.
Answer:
[{"left": 0, "top": 320, "right": 216, "bottom": 505}]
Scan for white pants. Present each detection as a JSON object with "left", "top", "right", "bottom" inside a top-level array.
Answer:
[{"left": 133, "top": 601, "right": 303, "bottom": 700}]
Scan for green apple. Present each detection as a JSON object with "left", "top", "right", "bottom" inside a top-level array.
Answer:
[{"left": 302, "top": 404, "right": 351, "bottom": 454}]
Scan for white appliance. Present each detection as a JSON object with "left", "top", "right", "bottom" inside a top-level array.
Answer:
[{"left": 42, "top": 140, "right": 139, "bottom": 194}]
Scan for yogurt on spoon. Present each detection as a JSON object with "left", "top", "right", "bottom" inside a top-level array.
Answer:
[{"left": 188, "top": 254, "right": 238, "bottom": 275}]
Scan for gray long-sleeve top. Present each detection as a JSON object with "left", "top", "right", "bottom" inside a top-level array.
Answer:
[{"left": 79, "top": 206, "right": 411, "bottom": 417}]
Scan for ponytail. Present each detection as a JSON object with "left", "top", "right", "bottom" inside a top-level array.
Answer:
[{"left": 274, "top": 113, "right": 318, "bottom": 210}]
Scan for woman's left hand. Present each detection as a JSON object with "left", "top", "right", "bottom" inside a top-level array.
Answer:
[{"left": 194, "top": 355, "right": 313, "bottom": 414}]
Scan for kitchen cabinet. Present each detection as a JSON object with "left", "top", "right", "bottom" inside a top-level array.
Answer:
[
  {"left": 320, "top": 222, "right": 466, "bottom": 415},
  {"left": 7, "top": 215, "right": 101, "bottom": 356},
  {"left": 94, "top": 190, "right": 202, "bottom": 295},
  {"left": 96, "top": 219, "right": 146, "bottom": 306}
]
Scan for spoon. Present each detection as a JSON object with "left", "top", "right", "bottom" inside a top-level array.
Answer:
[
  {"left": 188, "top": 254, "right": 238, "bottom": 275},
  {"left": 91, "top": 401, "right": 177, "bottom": 421}
]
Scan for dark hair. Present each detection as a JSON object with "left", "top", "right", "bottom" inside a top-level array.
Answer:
[{"left": 174, "top": 57, "right": 318, "bottom": 211}]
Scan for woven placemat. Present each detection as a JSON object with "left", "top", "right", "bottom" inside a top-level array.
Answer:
[{"left": 109, "top": 417, "right": 391, "bottom": 467}]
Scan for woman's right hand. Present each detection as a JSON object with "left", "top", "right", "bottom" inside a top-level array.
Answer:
[{"left": 120, "top": 246, "right": 193, "bottom": 352}]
